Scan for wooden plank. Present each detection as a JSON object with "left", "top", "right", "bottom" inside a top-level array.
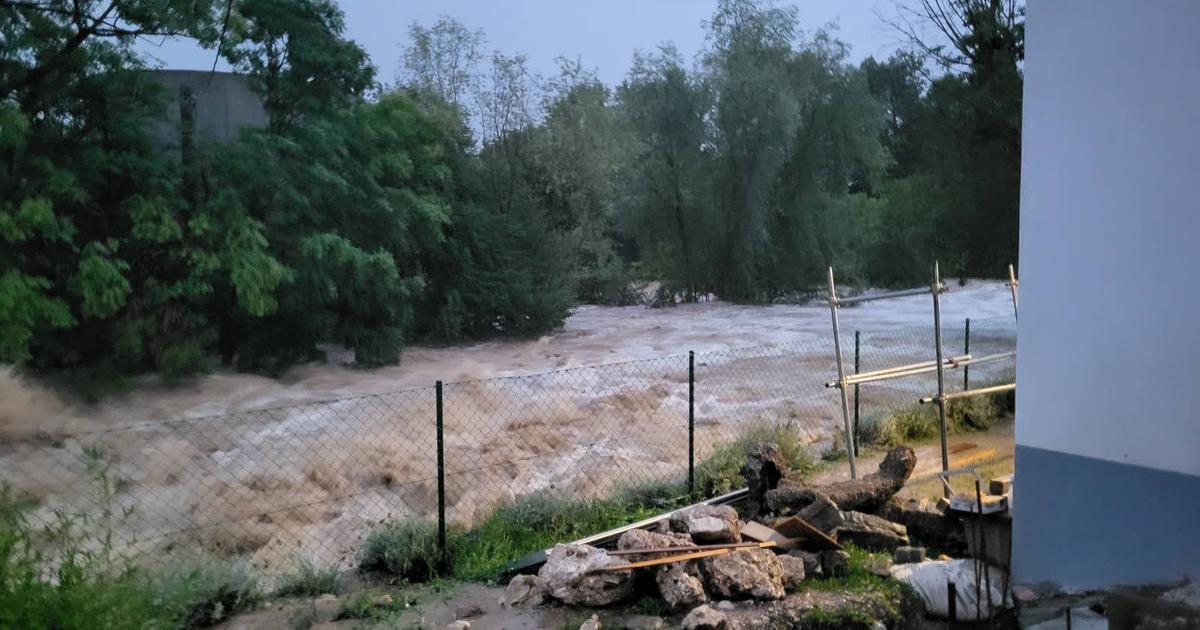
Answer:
[
  {"left": 503, "top": 487, "right": 749, "bottom": 574},
  {"left": 608, "top": 541, "right": 765, "bottom": 556},
  {"left": 740, "top": 521, "right": 796, "bottom": 551},
  {"left": 598, "top": 541, "right": 776, "bottom": 573},
  {"left": 772, "top": 516, "right": 843, "bottom": 551},
  {"left": 951, "top": 448, "right": 998, "bottom": 469}
]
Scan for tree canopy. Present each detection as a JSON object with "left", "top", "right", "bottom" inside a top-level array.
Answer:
[{"left": 0, "top": 0, "right": 1023, "bottom": 380}]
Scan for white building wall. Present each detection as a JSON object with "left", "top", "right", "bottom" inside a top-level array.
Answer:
[{"left": 1014, "top": 0, "right": 1200, "bottom": 587}]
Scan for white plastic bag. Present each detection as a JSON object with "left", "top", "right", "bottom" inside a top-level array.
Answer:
[{"left": 890, "top": 559, "right": 1011, "bottom": 621}]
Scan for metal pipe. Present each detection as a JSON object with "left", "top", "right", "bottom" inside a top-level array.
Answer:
[
  {"left": 435, "top": 380, "right": 446, "bottom": 569},
  {"left": 853, "top": 331, "right": 860, "bottom": 458},
  {"left": 933, "top": 261, "right": 950, "bottom": 482},
  {"left": 826, "top": 354, "right": 972, "bottom": 388},
  {"left": 688, "top": 351, "right": 695, "bottom": 495},
  {"left": 920, "top": 382, "right": 1017, "bottom": 405},
  {"left": 827, "top": 267, "right": 857, "bottom": 479},
  {"left": 1008, "top": 263, "right": 1019, "bottom": 320},
  {"left": 964, "top": 318, "right": 971, "bottom": 391},
  {"left": 834, "top": 286, "right": 933, "bottom": 306}
]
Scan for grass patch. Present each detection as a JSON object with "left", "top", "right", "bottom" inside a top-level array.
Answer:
[
  {"left": 358, "top": 421, "right": 818, "bottom": 584},
  {"left": 861, "top": 393, "right": 1005, "bottom": 447},
  {"left": 695, "top": 419, "right": 817, "bottom": 496},
  {"left": 797, "top": 545, "right": 917, "bottom": 629},
  {"left": 273, "top": 558, "right": 341, "bottom": 597},
  {"left": 448, "top": 488, "right": 681, "bottom": 582}
]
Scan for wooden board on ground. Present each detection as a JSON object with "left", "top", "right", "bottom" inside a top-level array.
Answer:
[
  {"left": 608, "top": 541, "right": 764, "bottom": 556},
  {"left": 949, "top": 442, "right": 978, "bottom": 455},
  {"left": 598, "top": 541, "right": 776, "bottom": 572},
  {"left": 741, "top": 521, "right": 797, "bottom": 551},
  {"left": 771, "top": 516, "right": 843, "bottom": 551}
]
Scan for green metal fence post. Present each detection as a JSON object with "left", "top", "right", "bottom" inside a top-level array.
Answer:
[
  {"left": 688, "top": 351, "right": 695, "bottom": 495},
  {"left": 435, "top": 380, "right": 446, "bottom": 569},
  {"left": 963, "top": 318, "right": 971, "bottom": 391},
  {"left": 853, "top": 331, "right": 860, "bottom": 456}
]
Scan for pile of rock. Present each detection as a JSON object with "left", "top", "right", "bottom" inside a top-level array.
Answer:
[
  {"left": 503, "top": 443, "right": 990, "bottom": 628},
  {"left": 505, "top": 505, "right": 801, "bottom": 613}
]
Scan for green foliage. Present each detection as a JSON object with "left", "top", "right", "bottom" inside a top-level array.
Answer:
[
  {"left": 359, "top": 519, "right": 442, "bottom": 582},
  {"left": 155, "top": 561, "right": 262, "bottom": 628},
  {"left": 861, "top": 393, "right": 1004, "bottom": 446},
  {"left": 273, "top": 558, "right": 341, "bottom": 597},
  {"left": 695, "top": 420, "right": 817, "bottom": 497},
  {"left": 2, "top": 0, "right": 1022, "bottom": 383},
  {"left": 448, "top": 490, "right": 678, "bottom": 582}
]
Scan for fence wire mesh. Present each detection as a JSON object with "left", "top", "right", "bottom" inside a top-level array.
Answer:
[{"left": 0, "top": 315, "right": 1015, "bottom": 577}]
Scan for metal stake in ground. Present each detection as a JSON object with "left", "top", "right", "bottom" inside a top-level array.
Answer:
[
  {"left": 932, "top": 261, "right": 950, "bottom": 482},
  {"left": 827, "top": 266, "right": 857, "bottom": 479},
  {"left": 963, "top": 318, "right": 971, "bottom": 391},
  {"left": 688, "top": 350, "right": 695, "bottom": 494},
  {"left": 854, "top": 330, "right": 861, "bottom": 457},
  {"left": 436, "top": 380, "right": 447, "bottom": 570}
]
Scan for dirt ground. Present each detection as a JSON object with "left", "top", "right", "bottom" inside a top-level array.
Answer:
[{"left": 812, "top": 418, "right": 1016, "bottom": 501}]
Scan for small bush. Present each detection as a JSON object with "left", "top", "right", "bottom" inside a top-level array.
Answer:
[
  {"left": 861, "top": 394, "right": 1004, "bottom": 447},
  {"left": 694, "top": 420, "right": 817, "bottom": 497},
  {"left": 156, "top": 560, "right": 262, "bottom": 628},
  {"left": 358, "top": 519, "right": 441, "bottom": 582},
  {"left": 273, "top": 558, "right": 341, "bottom": 597}
]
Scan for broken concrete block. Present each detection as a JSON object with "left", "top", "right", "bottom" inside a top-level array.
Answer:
[
  {"left": 788, "top": 549, "right": 823, "bottom": 578},
  {"left": 894, "top": 546, "right": 927, "bottom": 564},
  {"left": 538, "top": 544, "right": 634, "bottom": 607},
  {"left": 989, "top": 475, "right": 1013, "bottom": 496},
  {"left": 669, "top": 505, "right": 741, "bottom": 544},
  {"left": 579, "top": 614, "right": 601, "bottom": 630},
  {"left": 617, "top": 529, "right": 694, "bottom": 555},
  {"left": 795, "top": 492, "right": 844, "bottom": 532},
  {"left": 656, "top": 562, "right": 707, "bottom": 610},
  {"left": 504, "top": 574, "right": 547, "bottom": 607},
  {"left": 682, "top": 604, "right": 728, "bottom": 630},
  {"left": 701, "top": 548, "right": 785, "bottom": 601},
  {"left": 820, "top": 550, "right": 850, "bottom": 578},
  {"left": 776, "top": 554, "right": 806, "bottom": 592}
]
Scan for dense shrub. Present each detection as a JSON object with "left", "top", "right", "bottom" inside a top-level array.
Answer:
[{"left": 358, "top": 519, "right": 442, "bottom": 582}]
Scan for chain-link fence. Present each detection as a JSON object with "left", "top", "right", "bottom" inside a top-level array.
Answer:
[{"left": 0, "top": 315, "right": 1015, "bottom": 576}]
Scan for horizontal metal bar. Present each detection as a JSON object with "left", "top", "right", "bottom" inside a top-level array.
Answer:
[
  {"left": 826, "top": 354, "right": 970, "bottom": 388},
  {"left": 919, "top": 382, "right": 1016, "bottom": 404},
  {"left": 833, "top": 284, "right": 947, "bottom": 306}
]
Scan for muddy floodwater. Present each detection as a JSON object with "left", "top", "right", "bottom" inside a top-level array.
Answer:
[{"left": 0, "top": 280, "right": 1016, "bottom": 574}]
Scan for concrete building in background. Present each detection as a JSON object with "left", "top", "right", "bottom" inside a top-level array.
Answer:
[
  {"left": 147, "top": 70, "right": 266, "bottom": 149},
  {"left": 1014, "top": 0, "right": 1200, "bottom": 588}
]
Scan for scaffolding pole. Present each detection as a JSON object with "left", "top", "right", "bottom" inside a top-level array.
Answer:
[
  {"left": 932, "top": 260, "right": 950, "bottom": 479},
  {"left": 827, "top": 267, "right": 857, "bottom": 479},
  {"left": 1008, "top": 264, "right": 1019, "bottom": 320},
  {"left": 920, "top": 383, "right": 1016, "bottom": 405},
  {"left": 824, "top": 351, "right": 1015, "bottom": 389}
]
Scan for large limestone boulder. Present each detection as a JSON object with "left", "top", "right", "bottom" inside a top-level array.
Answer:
[
  {"left": 776, "top": 554, "right": 807, "bottom": 592},
  {"left": 669, "top": 505, "right": 742, "bottom": 544},
  {"left": 537, "top": 544, "right": 634, "bottom": 607},
  {"left": 701, "top": 548, "right": 785, "bottom": 601}
]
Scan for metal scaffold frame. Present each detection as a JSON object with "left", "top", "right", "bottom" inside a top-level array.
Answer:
[{"left": 826, "top": 262, "right": 1019, "bottom": 480}]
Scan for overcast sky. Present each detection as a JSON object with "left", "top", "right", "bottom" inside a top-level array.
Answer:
[{"left": 137, "top": 0, "right": 911, "bottom": 87}]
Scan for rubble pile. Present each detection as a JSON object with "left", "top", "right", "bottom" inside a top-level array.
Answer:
[{"left": 503, "top": 443, "right": 1016, "bottom": 628}]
